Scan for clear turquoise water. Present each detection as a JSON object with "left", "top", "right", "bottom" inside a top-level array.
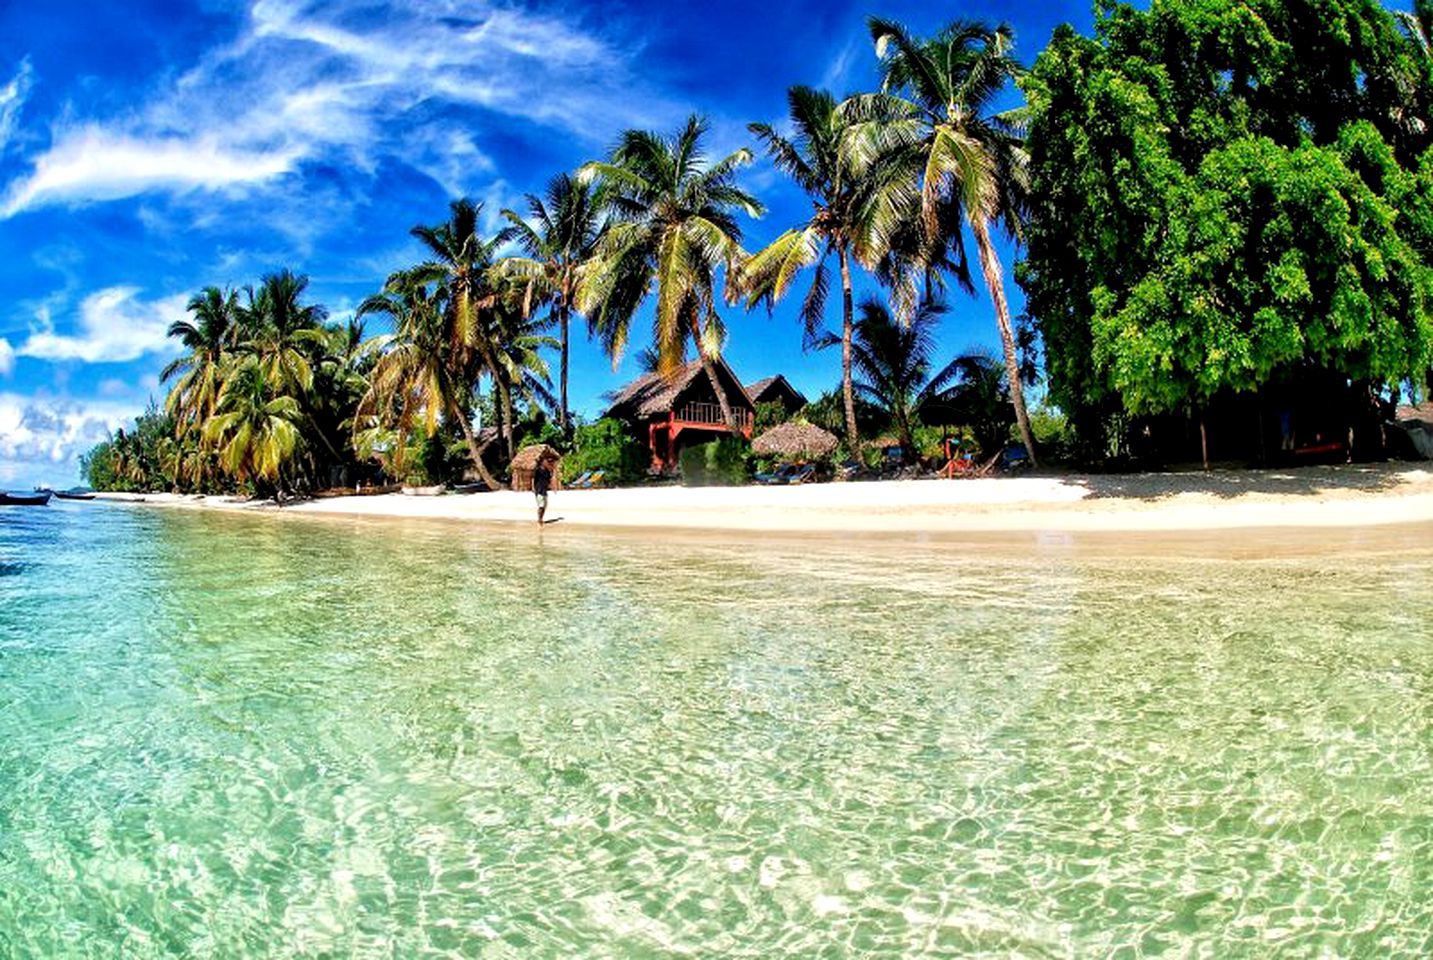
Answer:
[{"left": 2, "top": 503, "right": 1432, "bottom": 957}]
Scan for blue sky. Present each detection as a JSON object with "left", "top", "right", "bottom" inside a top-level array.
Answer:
[{"left": 0, "top": 0, "right": 1094, "bottom": 488}]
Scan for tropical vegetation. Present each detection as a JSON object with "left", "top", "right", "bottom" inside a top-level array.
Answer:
[{"left": 83, "top": 0, "right": 1433, "bottom": 492}]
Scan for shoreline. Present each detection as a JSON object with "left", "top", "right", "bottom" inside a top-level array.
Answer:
[{"left": 90, "top": 463, "right": 1433, "bottom": 542}]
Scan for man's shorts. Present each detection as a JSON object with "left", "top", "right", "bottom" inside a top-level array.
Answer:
[{"left": 535, "top": 493, "right": 548, "bottom": 509}]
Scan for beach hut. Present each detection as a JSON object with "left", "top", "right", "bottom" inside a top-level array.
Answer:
[
  {"left": 606, "top": 358, "right": 756, "bottom": 473},
  {"left": 752, "top": 422, "right": 838, "bottom": 461},
  {"left": 510, "top": 444, "right": 562, "bottom": 493}
]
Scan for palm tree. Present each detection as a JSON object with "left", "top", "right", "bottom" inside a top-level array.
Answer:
[
  {"left": 203, "top": 360, "right": 304, "bottom": 492},
  {"left": 239, "top": 269, "right": 326, "bottom": 397},
  {"left": 409, "top": 199, "right": 516, "bottom": 456},
  {"left": 866, "top": 17, "right": 1039, "bottom": 465},
  {"left": 579, "top": 115, "right": 763, "bottom": 429},
  {"left": 499, "top": 172, "right": 607, "bottom": 431},
  {"left": 355, "top": 271, "right": 502, "bottom": 490},
  {"left": 161, "top": 286, "right": 239, "bottom": 437},
  {"left": 741, "top": 85, "right": 915, "bottom": 452},
  {"left": 833, "top": 297, "right": 974, "bottom": 457},
  {"left": 491, "top": 291, "right": 561, "bottom": 425}
]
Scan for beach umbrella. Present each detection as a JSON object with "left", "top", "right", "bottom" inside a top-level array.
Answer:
[{"left": 752, "top": 422, "right": 838, "bottom": 460}]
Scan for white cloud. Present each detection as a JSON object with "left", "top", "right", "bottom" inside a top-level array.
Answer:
[
  {"left": 0, "top": 337, "right": 13, "bottom": 375},
  {"left": 17, "top": 286, "right": 188, "bottom": 364},
  {"left": 0, "top": 59, "right": 32, "bottom": 151},
  {"left": 2, "top": 128, "right": 301, "bottom": 215},
  {"left": 1, "top": 1, "right": 675, "bottom": 217},
  {"left": 0, "top": 391, "right": 140, "bottom": 486}
]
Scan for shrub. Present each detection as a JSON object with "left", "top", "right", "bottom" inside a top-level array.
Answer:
[
  {"left": 754, "top": 400, "right": 787, "bottom": 433},
  {"left": 679, "top": 437, "right": 750, "bottom": 486},
  {"left": 563, "top": 418, "right": 647, "bottom": 485}
]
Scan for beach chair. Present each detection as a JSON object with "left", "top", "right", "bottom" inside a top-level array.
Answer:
[
  {"left": 785, "top": 464, "right": 816, "bottom": 484},
  {"left": 755, "top": 463, "right": 798, "bottom": 485},
  {"left": 571, "top": 470, "right": 606, "bottom": 489}
]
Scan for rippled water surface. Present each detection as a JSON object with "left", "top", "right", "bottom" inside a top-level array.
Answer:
[{"left": 2, "top": 502, "right": 1433, "bottom": 956}]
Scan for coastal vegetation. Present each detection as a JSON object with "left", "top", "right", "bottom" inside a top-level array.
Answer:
[{"left": 84, "top": 0, "right": 1433, "bottom": 494}]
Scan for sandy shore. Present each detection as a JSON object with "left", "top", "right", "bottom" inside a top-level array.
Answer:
[{"left": 91, "top": 463, "right": 1433, "bottom": 536}]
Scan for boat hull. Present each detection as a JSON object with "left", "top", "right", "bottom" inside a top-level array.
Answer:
[{"left": 1, "top": 491, "right": 52, "bottom": 506}]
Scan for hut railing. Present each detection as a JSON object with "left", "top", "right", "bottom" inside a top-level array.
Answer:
[{"left": 675, "top": 402, "right": 753, "bottom": 429}]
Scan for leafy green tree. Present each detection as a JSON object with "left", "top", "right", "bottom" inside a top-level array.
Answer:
[
  {"left": 1021, "top": 0, "right": 1433, "bottom": 453},
  {"left": 500, "top": 173, "right": 608, "bottom": 431},
  {"left": 564, "top": 417, "right": 647, "bottom": 484},
  {"left": 741, "top": 86, "right": 914, "bottom": 452},
  {"left": 866, "top": 17, "right": 1039, "bottom": 464},
  {"left": 579, "top": 115, "right": 763, "bottom": 429}
]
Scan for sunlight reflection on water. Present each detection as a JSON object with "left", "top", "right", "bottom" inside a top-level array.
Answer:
[{"left": 1, "top": 504, "right": 1431, "bottom": 956}]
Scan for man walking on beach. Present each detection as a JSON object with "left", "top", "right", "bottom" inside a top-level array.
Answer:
[{"left": 533, "top": 455, "right": 553, "bottom": 525}]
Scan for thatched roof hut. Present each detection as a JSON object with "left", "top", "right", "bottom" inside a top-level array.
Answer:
[
  {"left": 752, "top": 422, "right": 838, "bottom": 460},
  {"left": 510, "top": 444, "right": 562, "bottom": 492}
]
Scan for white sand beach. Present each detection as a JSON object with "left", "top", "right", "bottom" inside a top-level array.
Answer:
[{"left": 93, "top": 463, "right": 1433, "bottom": 537}]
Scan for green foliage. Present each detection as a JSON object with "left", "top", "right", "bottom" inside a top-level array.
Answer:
[
  {"left": 753, "top": 400, "right": 787, "bottom": 433},
  {"left": 679, "top": 437, "right": 751, "bottom": 486},
  {"left": 80, "top": 441, "right": 119, "bottom": 491},
  {"left": 562, "top": 418, "right": 646, "bottom": 485},
  {"left": 1021, "top": 0, "right": 1433, "bottom": 455},
  {"left": 1027, "top": 403, "right": 1075, "bottom": 462},
  {"left": 799, "top": 389, "right": 885, "bottom": 439}
]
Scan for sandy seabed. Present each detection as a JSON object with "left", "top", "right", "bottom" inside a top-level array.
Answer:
[{"left": 90, "top": 463, "right": 1433, "bottom": 555}]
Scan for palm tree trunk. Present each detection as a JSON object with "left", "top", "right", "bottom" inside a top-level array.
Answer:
[
  {"left": 559, "top": 303, "right": 570, "bottom": 432},
  {"left": 498, "top": 376, "right": 515, "bottom": 459},
  {"left": 692, "top": 312, "right": 738, "bottom": 431},
  {"left": 970, "top": 217, "right": 1039, "bottom": 468},
  {"left": 838, "top": 246, "right": 859, "bottom": 454},
  {"left": 453, "top": 401, "right": 501, "bottom": 490}
]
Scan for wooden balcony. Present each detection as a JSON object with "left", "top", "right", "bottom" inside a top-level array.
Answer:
[{"left": 674, "top": 402, "right": 753, "bottom": 431}]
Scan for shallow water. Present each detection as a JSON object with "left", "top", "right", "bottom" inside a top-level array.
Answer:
[{"left": 2, "top": 503, "right": 1432, "bottom": 956}]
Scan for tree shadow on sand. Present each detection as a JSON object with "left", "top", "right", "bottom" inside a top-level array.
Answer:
[{"left": 1071, "top": 462, "right": 1426, "bottom": 502}]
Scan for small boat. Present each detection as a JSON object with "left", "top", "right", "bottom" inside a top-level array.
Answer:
[
  {"left": 401, "top": 483, "right": 447, "bottom": 497},
  {"left": 1, "top": 491, "right": 52, "bottom": 506},
  {"left": 52, "top": 491, "right": 96, "bottom": 501}
]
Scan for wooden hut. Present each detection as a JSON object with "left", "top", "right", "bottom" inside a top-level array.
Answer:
[
  {"left": 605, "top": 358, "right": 755, "bottom": 473},
  {"left": 510, "top": 444, "right": 562, "bottom": 492},
  {"left": 752, "top": 422, "right": 838, "bottom": 461}
]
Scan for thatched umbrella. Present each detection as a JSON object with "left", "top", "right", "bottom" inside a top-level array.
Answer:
[
  {"left": 752, "top": 422, "right": 838, "bottom": 460},
  {"left": 510, "top": 444, "right": 562, "bottom": 492}
]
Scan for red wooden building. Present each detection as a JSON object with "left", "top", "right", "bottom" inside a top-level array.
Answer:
[{"left": 606, "top": 359, "right": 756, "bottom": 473}]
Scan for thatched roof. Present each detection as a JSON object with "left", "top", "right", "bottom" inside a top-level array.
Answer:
[
  {"left": 753, "top": 422, "right": 838, "bottom": 458},
  {"left": 511, "top": 444, "right": 561, "bottom": 470},
  {"left": 606, "top": 358, "right": 754, "bottom": 420},
  {"left": 746, "top": 375, "right": 808, "bottom": 409}
]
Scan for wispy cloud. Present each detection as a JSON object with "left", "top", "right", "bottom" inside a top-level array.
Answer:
[
  {"left": 3, "top": 129, "right": 302, "bottom": 215},
  {"left": 18, "top": 287, "right": 187, "bottom": 363},
  {"left": 0, "top": 337, "right": 13, "bottom": 376},
  {"left": 1, "top": 1, "right": 676, "bottom": 217},
  {"left": 0, "top": 58, "right": 32, "bottom": 152}
]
